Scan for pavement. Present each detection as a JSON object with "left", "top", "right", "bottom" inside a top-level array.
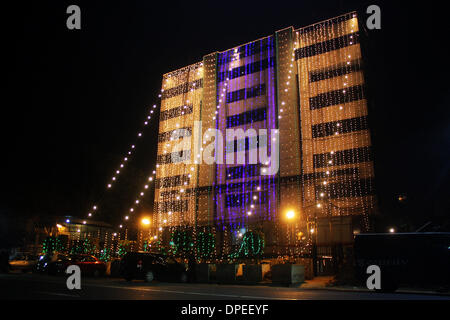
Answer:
[
  {"left": 298, "top": 276, "right": 450, "bottom": 296},
  {"left": 0, "top": 272, "right": 449, "bottom": 300}
]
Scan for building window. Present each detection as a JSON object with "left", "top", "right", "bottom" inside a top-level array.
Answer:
[
  {"left": 157, "top": 200, "right": 189, "bottom": 213},
  {"left": 313, "top": 146, "right": 372, "bottom": 168},
  {"left": 309, "top": 84, "right": 365, "bottom": 110},
  {"left": 226, "top": 84, "right": 266, "bottom": 104},
  {"left": 226, "top": 164, "right": 261, "bottom": 180},
  {"left": 157, "top": 150, "right": 191, "bottom": 165},
  {"left": 158, "top": 127, "right": 192, "bottom": 143},
  {"left": 161, "top": 78, "right": 203, "bottom": 100},
  {"left": 217, "top": 37, "right": 273, "bottom": 65},
  {"left": 218, "top": 58, "right": 275, "bottom": 82},
  {"left": 225, "top": 191, "right": 268, "bottom": 208},
  {"left": 295, "top": 31, "right": 360, "bottom": 60},
  {"left": 155, "top": 174, "right": 190, "bottom": 189},
  {"left": 226, "top": 107, "right": 267, "bottom": 128},
  {"left": 311, "top": 115, "right": 368, "bottom": 138},
  {"left": 315, "top": 178, "right": 374, "bottom": 199},
  {"left": 309, "top": 59, "right": 362, "bottom": 83},
  {"left": 160, "top": 105, "right": 193, "bottom": 121}
]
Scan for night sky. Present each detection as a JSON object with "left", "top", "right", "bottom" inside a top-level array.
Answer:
[{"left": 3, "top": 1, "right": 450, "bottom": 229}]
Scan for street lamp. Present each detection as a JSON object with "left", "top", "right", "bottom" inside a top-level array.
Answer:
[
  {"left": 141, "top": 217, "right": 151, "bottom": 226},
  {"left": 286, "top": 209, "right": 295, "bottom": 220}
]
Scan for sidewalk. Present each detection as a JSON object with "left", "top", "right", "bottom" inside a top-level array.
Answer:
[{"left": 298, "top": 276, "right": 450, "bottom": 296}]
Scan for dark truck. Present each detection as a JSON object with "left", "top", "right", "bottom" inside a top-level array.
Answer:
[{"left": 354, "top": 232, "right": 450, "bottom": 292}]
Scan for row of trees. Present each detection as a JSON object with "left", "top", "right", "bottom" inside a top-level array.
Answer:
[
  {"left": 41, "top": 229, "right": 266, "bottom": 262},
  {"left": 41, "top": 236, "right": 134, "bottom": 261}
]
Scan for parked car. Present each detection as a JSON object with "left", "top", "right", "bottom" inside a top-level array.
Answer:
[
  {"left": 34, "top": 253, "right": 70, "bottom": 274},
  {"left": 55, "top": 254, "right": 106, "bottom": 277},
  {"left": 120, "top": 252, "right": 188, "bottom": 283},
  {"left": 35, "top": 253, "right": 106, "bottom": 277},
  {"left": 9, "top": 253, "right": 38, "bottom": 273}
]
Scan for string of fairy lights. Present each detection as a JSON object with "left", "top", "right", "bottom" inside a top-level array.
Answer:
[
  {"left": 82, "top": 101, "right": 159, "bottom": 225},
  {"left": 217, "top": 45, "right": 273, "bottom": 223},
  {"left": 214, "top": 41, "right": 271, "bottom": 261},
  {"left": 150, "top": 62, "right": 204, "bottom": 259},
  {"left": 296, "top": 12, "right": 373, "bottom": 231},
  {"left": 277, "top": 28, "right": 305, "bottom": 258}
]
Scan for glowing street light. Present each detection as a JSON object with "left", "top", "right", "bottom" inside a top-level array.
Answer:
[
  {"left": 141, "top": 218, "right": 151, "bottom": 226},
  {"left": 286, "top": 210, "right": 295, "bottom": 220}
]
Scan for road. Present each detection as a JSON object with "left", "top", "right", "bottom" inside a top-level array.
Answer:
[{"left": 0, "top": 272, "right": 449, "bottom": 300}]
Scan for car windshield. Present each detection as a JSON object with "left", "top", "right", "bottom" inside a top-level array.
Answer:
[{"left": 81, "top": 256, "right": 97, "bottom": 262}]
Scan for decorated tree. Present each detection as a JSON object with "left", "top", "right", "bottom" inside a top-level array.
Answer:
[
  {"left": 42, "top": 236, "right": 65, "bottom": 254},
  {"left": 82, "top": 238, "right": 97, "bottom": 254},
  {"left": 142, "top": 238, "right": 165, "bottom": 254},
  {"left": 169, "top": 229, "right": 193, "bottom": 256},
  {"left": 229, "top": 230, "right": 265, "bottom": 261},
  {"left": 117, "top": 240, "right": 133, "bottom": 257},
  {"left": 98, "top": 248, "right": 112, "bottom": 262},
  {"left": 42, "top": 236, "right": 56, "bottom": 254},
  {"left": 196, "top": 231, "right": 215, "bottom": 259},
  {"left": 70, "top": 238, "right": 97, "bottom": 255}
]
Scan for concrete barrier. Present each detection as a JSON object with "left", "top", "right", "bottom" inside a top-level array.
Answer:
[
  {"left": 216, "top": 264, "right": 238, "bottom": 283},
  {"left": 195, "top": 264, "right": 215, "bottom": 283},
  {"left": 243, "top": 264, "right": 270, "bottom": 282},
  {"left": 271, "top": 264, "right": 305, "bottom": 285}
]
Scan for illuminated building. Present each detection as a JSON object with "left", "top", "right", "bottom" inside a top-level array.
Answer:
[{"left": 154, "top": 12, "right": 376, "bottom": 260}]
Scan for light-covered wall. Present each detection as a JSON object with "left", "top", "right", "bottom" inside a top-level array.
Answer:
[{"left": 153, "top": 11, "right": 376, "bottom": 258}]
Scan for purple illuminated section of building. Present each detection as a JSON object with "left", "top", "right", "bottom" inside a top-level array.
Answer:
[{"left": 214, "top": 37, "right": 277, "bottom": 233}]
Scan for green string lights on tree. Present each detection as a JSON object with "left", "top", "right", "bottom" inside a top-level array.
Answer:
[
  {"left": 118, "top": 245, "right": 127, "bottom": 257},
  {"left": 70, "top": 238, "right": 96, "bottom": 255},
  {"left": 243, "top": 231, "right": 265, "bottom": 257},
  {"left": 42, "top": 237, "right": 55, "bottom": 254},
  {"left": 98, "top": 248, "right": 112, "bottom": 262},
  {"left": 170, "top": 229, "right": 193, "bottom": 256},
  {"left": 229, "top": 230, "right": 265, "bottom": 260},
  {"left": 143, "top": 239, "right": 166, "bottom": 254},
  {"left": 142, "top": 240, "right": 150, "bottom": 252},
  {"left": 70, "top": 240, "right": 83, "bottom": 255},
  {"left": 83, "top": 238, "right": 96, "bottom": 254},
  {"left": 42, "top": 236, "right": 65, "bottom": 254},
  {"left": 118, "top": 240, "right": 133, "bottom": 257},
  {"left": 196, "top": 231, "right": 215, "bottom": 258}
]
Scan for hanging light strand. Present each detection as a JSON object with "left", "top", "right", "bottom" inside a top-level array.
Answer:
[{"left": 85, "top": 102, "right": 160, "bottom": 219}]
